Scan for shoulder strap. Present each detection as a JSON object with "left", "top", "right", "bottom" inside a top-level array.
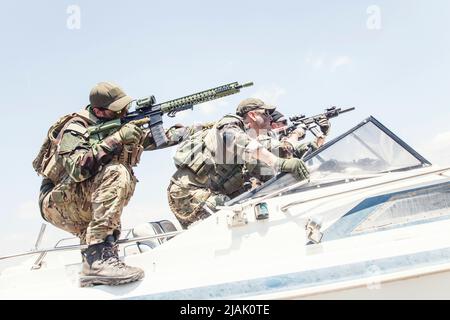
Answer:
[
  {"left": 215, "top": 114, "right": 245, "bottom": 130},
  {"left": 53, "top": 113, "right": 90, "bottom": 143},
  {"left": 75, "top": 108, "right": 99, "bottom": 125},
  {"left": 65, "top": 122, "right": 88, "bottom": 137}
]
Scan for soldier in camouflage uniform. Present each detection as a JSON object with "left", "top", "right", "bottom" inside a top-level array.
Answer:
[
  {"left": 269, "top": 110, "right": 330, "bottom": 159},
  {"left": 34, "top": 82, "right": 187, "bottom": 287},
  {"left": 168, "top": 98, "right": 310, "bottom": 229}
]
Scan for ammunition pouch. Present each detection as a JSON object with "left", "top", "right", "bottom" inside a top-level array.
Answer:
[
  {"left": 186, "top": 151, "right": 213, "bottom": 177},
  {"left": 208, "top": 165, "right": 245, "bottom": 195},
  {"left": 173, "top": 128, "right": 215, "bottom": 185},
  {"left": 118, "top": 144, "right": 144, "bottom": 167},
  {"left": 41, "top": 153, "right": 67, "bottom": 185}
]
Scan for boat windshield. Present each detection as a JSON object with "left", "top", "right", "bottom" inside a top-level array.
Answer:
[
  {"left": 305, "top": 117, "right": 428, "bottom": 179},
  {"left": 228, "top": 116, "right": 430, "bottom": 204}
]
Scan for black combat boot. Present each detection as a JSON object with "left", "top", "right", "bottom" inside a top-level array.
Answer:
[{"left": 79, "top": 235, "right": 144, "bottom": 287}]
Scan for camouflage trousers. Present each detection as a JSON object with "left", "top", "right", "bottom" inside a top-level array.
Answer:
[
  {"left": 41, "top": 163, "right": 137, "bottom": 245},
  {"left": 167, "top": 180, "right": 230, "bottom": 229}
]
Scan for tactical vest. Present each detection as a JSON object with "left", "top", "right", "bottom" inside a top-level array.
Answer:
[{"left": 172, "top": 114, "right": 248, "bottom": 195}]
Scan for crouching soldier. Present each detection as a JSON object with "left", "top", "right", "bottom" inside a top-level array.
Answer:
[{"left": 33, "top": 82, "right": 180, "bottom": 287}]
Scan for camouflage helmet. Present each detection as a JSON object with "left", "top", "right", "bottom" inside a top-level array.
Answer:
[
  {"left": 89, "top": 82, "right": 133, "bottom": 112},
  {"left": 236, "top": 98, "right": 275, "bottom": 117}
]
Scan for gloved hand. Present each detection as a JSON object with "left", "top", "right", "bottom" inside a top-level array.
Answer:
[
  {"left": 316, "top": 116, "right": 330, "bottom": 136},
  {"left": 277, "top": 140, "right": 294, "bottom": 159},
  {"left": 276, "top": 158, "right": 310, "bottom": 181},
  {"left": 289, "top": 127, "right": 306, "bottom": 140},
  {"left": 112, "top": 123, "right": 143, "bottom": 145}
]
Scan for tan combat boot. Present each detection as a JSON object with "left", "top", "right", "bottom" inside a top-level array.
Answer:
[{"left": 79, "top": 235, "right": 144, "bottom": 287}]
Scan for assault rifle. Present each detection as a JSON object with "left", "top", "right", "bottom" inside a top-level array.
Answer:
[
  {"left": 276, "top": 106, "right": 355, "bottom": 138},
  {"left": 87, "top": 81, "right": 254, "bottom": 147}
]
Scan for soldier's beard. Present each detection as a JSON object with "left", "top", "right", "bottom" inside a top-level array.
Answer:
[
  {"left": 256, "top": 115, "right": 271, "bottom": 130},
  {"left": 92, "top": 107, "right": 126, "bottom": 120}
]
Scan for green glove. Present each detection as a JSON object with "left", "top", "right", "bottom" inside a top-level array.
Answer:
[
  {"left": 276, "top": 158, "right": 310, "bottom": 181},
  {"left": 112, "top": 123, "right": 143, "bottom": 145}
]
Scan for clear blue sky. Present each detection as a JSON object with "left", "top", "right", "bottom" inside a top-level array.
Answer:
[{"left": 0, "top": 0, "right": 449, "bottom": 260}]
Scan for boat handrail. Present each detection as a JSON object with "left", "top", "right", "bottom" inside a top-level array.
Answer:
[{"left": 0, "top": 230, "right": 183, "bottom": 261}]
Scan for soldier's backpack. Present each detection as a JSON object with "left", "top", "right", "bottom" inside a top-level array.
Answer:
[{"left": 32, "top": 114, "right": 80, "bottom": 184}]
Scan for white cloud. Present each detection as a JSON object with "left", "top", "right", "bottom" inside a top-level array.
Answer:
[
  {"left": 432, "top": 131, "right": 450, "bottom": 146},
  {"left": 305, "top": 53, "right": 325, "bottom": 70},
  {"left": 121, "top": 201, "right": 181, "bottom": 230},
  {"left": 199, "top": 100, "right": 229, "bottom": 115},
  {"left": 305, "top": 53, "right": 352, "bottom": 72},
  {"left": 171, "top": 100, "right": 230, "bottom": 120},
  {"left": 16, "top": 201, "right": 40, "bottom": 221},
  {"left": 252, "top": 85, "right": 287, "bottom": 105},
  {"left": 331, "top": 56, "right": 352, "bottom": 72},
  {"left": 225, "top": 61, "right": 234, "bottom": 69},
  {"left": 418, "top": 131, "right": 450, "bottom": 166}
]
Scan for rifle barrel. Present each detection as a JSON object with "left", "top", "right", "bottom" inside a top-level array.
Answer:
[
  {"left": 237, "top": 82, "right": 254, "bottom": 89},
  {"left": 288, "top": 106, "right": 355, "bottom": 125},
  {"left": 339, "top": 107, "right": 355, "bottom": 114}
]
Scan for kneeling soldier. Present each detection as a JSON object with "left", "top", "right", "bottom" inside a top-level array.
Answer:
[
  {"left": 34, "top": 82, "right": 176, "bottom": 286},
  {"left": 168, "top": 98, "right": 310, "bottom": 229}
]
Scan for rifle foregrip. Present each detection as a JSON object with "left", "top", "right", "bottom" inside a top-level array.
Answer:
[
  {"left": 130, "top": 118, "right": 150, "bottom": 127},
  {"left": 87, "top": 119, "right": 121, "bottom": 135}
]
